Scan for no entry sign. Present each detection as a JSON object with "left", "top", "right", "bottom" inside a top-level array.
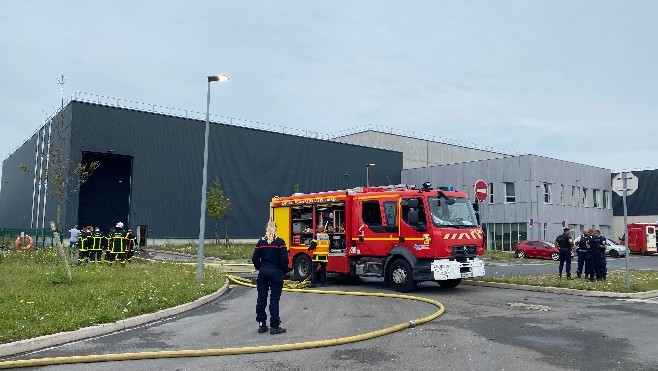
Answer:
[{"left": 474, "top": 180, "right": 488, "bottom": 202}]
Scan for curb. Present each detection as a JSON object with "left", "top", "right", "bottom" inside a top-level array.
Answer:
[
  {"left": 463, "top": 280, "right": 658, "bottom": 299},
  {"left": 0, "top": 280, "right": 229, "bottom": 358}
]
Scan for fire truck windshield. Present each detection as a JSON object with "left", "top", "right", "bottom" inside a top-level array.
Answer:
[{"left": 428, "top": 197, "right": 477, "bottom": 228}]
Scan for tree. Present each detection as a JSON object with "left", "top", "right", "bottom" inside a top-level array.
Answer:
[
  {"left": 206, "top": 178, "right": 231, "bottom": 245},
  {"left": 19, "top": 75, "right": 99, "bottom": 281}
]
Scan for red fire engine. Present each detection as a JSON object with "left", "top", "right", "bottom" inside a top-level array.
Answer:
[
  {"left": 621, "top": 223, "right": 658, "bottom": 255},
  {"left": 270, "top": 183, "right": 486, "bottom": 292}
]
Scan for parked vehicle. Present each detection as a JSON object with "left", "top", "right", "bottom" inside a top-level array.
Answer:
[
  {"left": 514, "top": 240, "right": 559, "bottom": 260},
  {"left": 620, "top": 223, "right": 658, "bottom": 255},
  {"left": 573, "top": 236, "right": 627, "bottom": 258},
  {"left": 271, "top": 183, "right": 486, "bottom": 292}
]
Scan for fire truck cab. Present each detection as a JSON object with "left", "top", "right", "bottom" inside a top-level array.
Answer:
[
  {"left": 270, "top": 183, "right": 485, "bottom": 292},
  {"left": 623, "top": 223, "right": 658, "bottom": 255}
]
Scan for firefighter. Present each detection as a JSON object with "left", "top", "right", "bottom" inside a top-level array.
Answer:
[
  {"left": 554, "top": 227, "right": 573, "bottom": 279},
  {"left": 125, "top": 228, "right": 137, "bottom": 262},
  {"left": 592, "top": 229, "right": 607, "bottom": 280},
  {"left": 78, "top": 226, "right": 91, "bottom": 265},
  {"left": 307, "top": 224, "right": 330, "bottom": 287},
  {"left": 252, "top": 220, "right": 288, "bottom": 335},
  {"left": 109, "top": 222, "right": 128, "bottom": 265},
  {"left": 575, "top": 229, "right": 591, "bottom": 278},
  {"left": 104, "top": 226, "right": 114, "bottom": 261},
  {"left": 90, "top": 227, "right": 104, "bottom": 263}
]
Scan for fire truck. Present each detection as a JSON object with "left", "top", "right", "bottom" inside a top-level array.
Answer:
[
  {"left": 621, "top": 223, "right": 658, "bottom": 255},
  {"left": 270, "top": 183, "right": 485, "bottom": 292}
]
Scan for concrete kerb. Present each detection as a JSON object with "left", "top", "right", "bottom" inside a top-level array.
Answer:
[
  {"left": 0, "top": 280, "right": 229, "bottom": 358},
  {"left": 463, "top": 280, "right": 658, "bottom": 299}
]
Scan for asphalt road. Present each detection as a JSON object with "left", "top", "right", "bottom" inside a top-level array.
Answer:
[{"left": 6, "top": 257, "right": 658, "bottom": 371}]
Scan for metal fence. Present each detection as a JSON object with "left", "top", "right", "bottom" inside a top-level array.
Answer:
[{"left": 0, "top": 228, "right": 58, "bottom": 249}]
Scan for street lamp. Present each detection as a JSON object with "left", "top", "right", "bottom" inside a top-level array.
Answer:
[
  {"left": 198, "top": 74, "right": 229, "bottom": 281},
  {"left": 366, "top": 163, "right": 376, "bottom": 187}
]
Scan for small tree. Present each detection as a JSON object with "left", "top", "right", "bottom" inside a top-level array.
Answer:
[
  {"left": 206, "top": 178, "right": 231, "bottom": 245},
  {"left": 19, "top": 75, "right": 98, "bottom": 281}
]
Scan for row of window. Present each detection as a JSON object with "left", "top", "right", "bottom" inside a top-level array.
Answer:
[{"left": 488, "top": 182, "right": 611, "bottom": 209}]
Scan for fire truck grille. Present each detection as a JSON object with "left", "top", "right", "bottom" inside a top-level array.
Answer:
[{"left": 451, "top": 245, "right": 477, "bottom": 258}]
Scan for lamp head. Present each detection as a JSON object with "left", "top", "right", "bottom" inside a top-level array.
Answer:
[{"left": 208, "top": 74, "right": 229, "bottom": 82}]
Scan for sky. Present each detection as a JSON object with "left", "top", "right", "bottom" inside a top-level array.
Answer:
[{"left": 1, "top": 0, "right": 657, "bottom": 178}]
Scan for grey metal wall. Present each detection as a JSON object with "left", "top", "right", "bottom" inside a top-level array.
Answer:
[
  {"left": 335, "top": 131, "right": 507, "bottom": 169},
  {"left": 2, "top": 101, "right": 402, "bottom": 239},
  {"left": 402, "top": 155, "right": 613, "bottom": 239}
]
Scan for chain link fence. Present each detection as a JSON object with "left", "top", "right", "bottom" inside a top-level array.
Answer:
[{"left": 0, "top": 228, "right": 59, "bottom": 249}]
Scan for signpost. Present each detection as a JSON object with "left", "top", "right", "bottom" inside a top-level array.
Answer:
[
  {"left": 612, "top": 171, "right": 638, "bottom": 288},
  {"left": 474, "top": 180, "right": 488, "bottom": 202}
]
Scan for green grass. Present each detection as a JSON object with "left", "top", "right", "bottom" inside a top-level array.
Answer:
[
  {"left": 484, "top": 249, "right": 522, "bottom": 260},
  {"left": 0, "top": 248, "right": 225, "bottom": 344},
  {"left": 474, "top": 269, "right": 658, "bottom": 293},
  {"left": 151, "top": 242, "right": 254, "bottom": 260}
]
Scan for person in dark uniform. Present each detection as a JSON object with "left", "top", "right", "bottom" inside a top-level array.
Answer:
[
  {"left": 554, "top": 227, "right": 573, "bottom": 279},
  {"left": 78, "top": 226, "right": 91, "bottom": 265},
  {"left": 90, "top": 227, "right": 104, "bottom": 263},
  {"left": 109, "top": 222, "right": 128, "bottom": 266},
  {"left": 252, "top": 220, "right": 289, "bottom": 335},
  {"left": 575, "top": 229, "right": 591, "bottom": 278},
  {"left": 592, "top": 229, "right": 607, "bottom": 280}
]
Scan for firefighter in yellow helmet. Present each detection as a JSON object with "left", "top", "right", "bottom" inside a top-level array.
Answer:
[{"left": 307, "top": 225, "right": 330, "bottom": 288}]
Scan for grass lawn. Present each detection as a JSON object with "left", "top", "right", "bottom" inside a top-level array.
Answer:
[
  {"left": 474, "top": 269, "right": 658, "bottom": 293},
  {"left": 0, "top": 248, "right": 225, "bottom": 344},
  {"left": 484, "top": 249, "right": 521, "bottom": 260},
  {"left": 150, "top": 242, "right": 254, "bottom": 260}
]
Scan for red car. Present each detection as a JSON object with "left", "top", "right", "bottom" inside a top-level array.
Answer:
[{"left": 514, "top": 240, "right": 559, "bottom": 260}]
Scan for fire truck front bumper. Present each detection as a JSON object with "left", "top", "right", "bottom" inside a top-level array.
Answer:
[{"left": 430, "top": 258, "right": 485, "bottom": 281}]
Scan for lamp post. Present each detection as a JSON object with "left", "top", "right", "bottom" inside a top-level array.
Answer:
[
  {"left": 198, "top": 74, "right": 229, "bottom": 282},
  {"left": 366, "top": 163, "right": 376, "bottom": 187}
]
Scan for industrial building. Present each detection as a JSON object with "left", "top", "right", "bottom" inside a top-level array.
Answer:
[
  {"left": 0, "top": 99, "right": 402, "bottom": 241},
  {"left": 337, "top": 130, "right": 614, "bottom": 251}
]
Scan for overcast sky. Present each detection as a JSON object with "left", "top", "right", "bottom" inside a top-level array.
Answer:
[{"left": 1, "top": 1, "right": 656, "bottom": 179}]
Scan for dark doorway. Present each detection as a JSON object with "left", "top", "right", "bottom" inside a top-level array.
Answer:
[{"left": 78, "top": 152, "right": 133, "bottom": 231}]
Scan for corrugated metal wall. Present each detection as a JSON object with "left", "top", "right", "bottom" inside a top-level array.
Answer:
[{"left": 2, "top": 101, "right": 401, "bottom": 239}]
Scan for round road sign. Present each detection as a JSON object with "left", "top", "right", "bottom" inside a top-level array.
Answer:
[{"left": 474, "top": 180, "right": 488, "bottom": 202}]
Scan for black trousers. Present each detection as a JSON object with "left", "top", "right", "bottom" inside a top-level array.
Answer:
[
  {"left": 256, "top": 266, "right": 284, "bottom": 327},
  {"left": 558, "top": 249, "right": 571, "bottom": 276},
  {"left": 311, "top": 261, "right": 327, "bottom": 285}
]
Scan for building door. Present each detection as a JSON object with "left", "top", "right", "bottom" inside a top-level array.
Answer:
[{"left": 78, "top": 152, "right": 133, "bottom": 231}]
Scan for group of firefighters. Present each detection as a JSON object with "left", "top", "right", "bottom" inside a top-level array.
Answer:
[{"left": 69, "top": 222, "right": 137, "bottom": 265}]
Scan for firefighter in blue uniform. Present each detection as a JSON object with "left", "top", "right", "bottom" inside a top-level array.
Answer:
[
  {"left": 554, "top": 227, "right": 573, "bottom": 279},
  {"left": 252, "top": 220, "right": 288, "bottom": 335},
  {"left": 575, "top": 229, "right": 590, "bottom": 278}
]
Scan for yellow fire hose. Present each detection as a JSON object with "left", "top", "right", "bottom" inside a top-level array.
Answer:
[{"left": 0, "top": 269, "right": 445, "bottom": 369}]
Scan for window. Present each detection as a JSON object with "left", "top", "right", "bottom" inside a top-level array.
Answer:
[
  {"left": 572, "top": 186, "right": 576, "bottom": 206},
  {"left": 505, "top": 182, "right": 515, "bottom": 203},
  {"left": 582, "top": 188, "right": 588, "bottom": 207},
  {"left": 543, "top": 183, "right": 552, "bottom": 204},
  {"left": 488, "top": 183, "right": 494, "bottom": 203},
  {"left": 560, "top": 184, "right": 565, "bottom": 205},
  {"left": 603, "top": 190, "right": 611, "bottom": 209},
  {"left": 593, "top": 189, "right": 601, "bottom": 208},
  {"left": 362, "top": 201, "right": 382, "bottom": 227},
  {"left": 401, "top": 198, "right": 427, "bottom": 231},
  {"left": 383, "top": 201, "right": 397, "bottom": 227}
]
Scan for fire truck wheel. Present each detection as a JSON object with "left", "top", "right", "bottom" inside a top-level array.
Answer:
[
  {"left": 293, "top": 254, "right": 312, "bottom": 281},
  {"left": 388, "top": 259, "right": 415, "bottom": 293},
  {"left": 437, "top": 279, "right": 461, "bottom": 289}
]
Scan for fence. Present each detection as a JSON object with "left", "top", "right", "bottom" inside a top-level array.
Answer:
[{"left": 0, "top": 228, "right": 59, "bottom": 249}]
